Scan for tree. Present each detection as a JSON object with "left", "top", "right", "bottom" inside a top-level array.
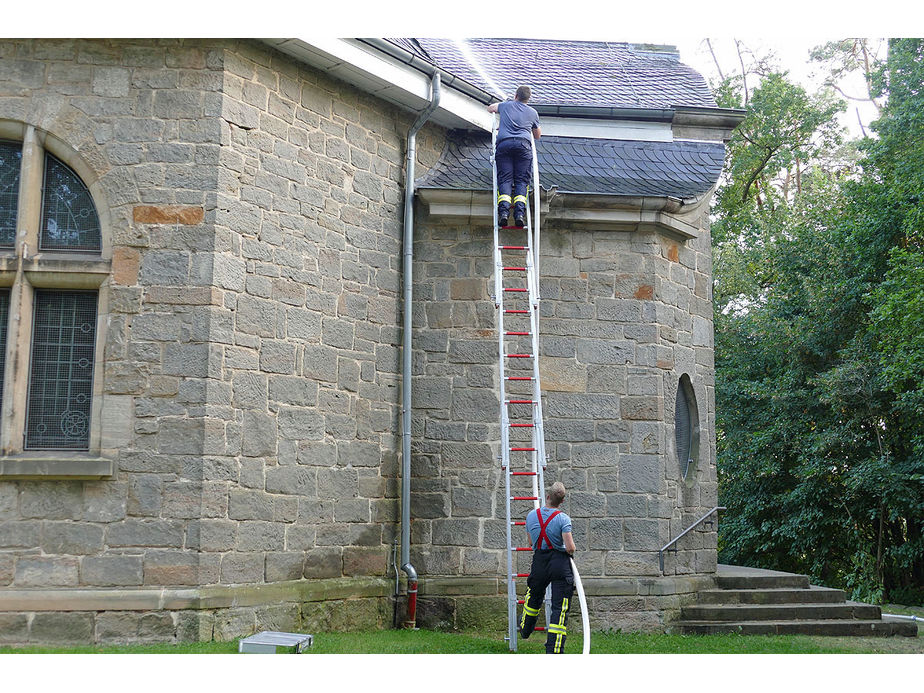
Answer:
[{"left": 712, "top": 39, "right": 924, "bottom": 603}]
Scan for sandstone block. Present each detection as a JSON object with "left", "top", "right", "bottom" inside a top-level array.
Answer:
[
  {"left": 144, "top": 550, "right": 200, "bottom": 585},
  {"left": 303, "top": 547, "right": 342, "bottom": 578},
  {"left": 42, "top": 522, "right": 105, "bottom": 554},
  {"left": 15, "top": 556, "right": 79, "bottom": 587},
  {"left": 80, "top": 555, "right": 143, "bottom": 586},
  {"left": 342, "top": 547, "right": 386, "bottom": 576},
  {"left": 31, "top": 612, "right": 94, "bottom": 643}
]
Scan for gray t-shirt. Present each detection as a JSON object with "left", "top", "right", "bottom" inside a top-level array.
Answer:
[
  {"left": 525, "top": 506, "right": 573, "bottom": 552},
  {"left": 497, "top": 100, "right": 540, "bottom": 142}
]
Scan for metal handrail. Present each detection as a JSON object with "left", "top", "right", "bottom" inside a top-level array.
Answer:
[{"left": 659, "top": 506, "right": 726, "bottom": 573}]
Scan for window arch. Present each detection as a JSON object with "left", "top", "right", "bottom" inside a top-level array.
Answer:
[{"left": 0, "top": 123, "right": 110, "bottom": 462}]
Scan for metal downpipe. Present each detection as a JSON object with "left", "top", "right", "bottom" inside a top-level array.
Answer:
[{"left": 400, "top": 72, "right": 441, "bottom": 629}]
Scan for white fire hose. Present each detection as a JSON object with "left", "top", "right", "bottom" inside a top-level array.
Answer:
[{"left": 571, "top": 557, "right": 590, "bottom": 654}]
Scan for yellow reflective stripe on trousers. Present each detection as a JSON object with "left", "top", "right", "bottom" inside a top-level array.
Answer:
[
  {"left": 513, "top": 195, "right": 528, "bottom": 204},
  {"left": 552, "top": 597, "right": 569, "bottom": 653},
  {"left": 520, "top": 587, "right": 539, "bottom": 628},
  {"left": 497, "top": 194, "right": 512, "bottom": 203}
]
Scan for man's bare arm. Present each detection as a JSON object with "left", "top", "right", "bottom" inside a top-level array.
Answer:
[
  {"left": 563, "top": 531, "right": 576, "bottom": 556},
  {"left": 487, "top": 103, "right": 500, "bottom": 113},
  {"left": 532, "top": 126, "right": 541, "bottom": 139}
]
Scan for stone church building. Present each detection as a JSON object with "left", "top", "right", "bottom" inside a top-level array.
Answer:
[{"left": 0, "top": 38, "right": 742, "bottom": 644}]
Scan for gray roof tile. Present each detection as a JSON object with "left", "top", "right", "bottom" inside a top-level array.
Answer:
[
  {"left": 416, "top": 132, "right": 725, "bottom": 199},
  {"left": 390, "top": 38, "right": 715, "bottom": 109}
]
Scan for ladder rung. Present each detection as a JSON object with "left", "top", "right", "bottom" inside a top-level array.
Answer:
[
  {"left": 505, "top": 331, "right": 531, "bottom": 335},
  {"left": 517, "top": 600, "right": 525, "bottom": 605},
  {"left": 499, "top": 245, "right": 528, "bottom": 250},
  {"left": 509, "top": 423, "right": 534, "bottom": 427},
  {"left": 503, "top": 267, "right": 527, "bottom": 271},
  {"left": 511, "top": 471, "right": 537, "bottom": 476},
  {"left": 514, "top": 547, "right": 532, "bottom": 551},
  {"left": 510, "top": 447, "right": 537, "bottom": 452},
  {"left": 508, "top": 400, "right": 534, "bottom": 404},
  {"left": 533, "top": 627, "right": 547, "bottom": 632},
  {"left": 506, "top": 376, "right": 533, "bottom": 381},
  {"left": 513, "top": 521, "right": 526, "bottom": 526},
  {"left": 501, "top": 225, "right": 525, "bottom": 230},
  {"left": 503, "top": 288, "right": 528, "bottom": 292},
  {"left": 505, "top": 309, "right": 529, "bottom": 314},
  {"left": 512, "top": 495, "right": 539, "bottom": 500},
  {"left": 515, "top": 573, "right": 529, "bottom": 578},
  {"left": 506, "top": 353, "right": 532, "bottom": 358}
]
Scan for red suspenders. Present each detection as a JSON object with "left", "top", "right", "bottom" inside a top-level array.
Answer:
[{"left": 535, "top": 508, "right": 561, "bottom": 550}]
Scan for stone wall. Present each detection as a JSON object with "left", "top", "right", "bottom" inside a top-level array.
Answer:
[
  {"left": 409, "top": 211, "right": 718, "bottom": 631},
  {"left": 0, "top": 38, "right": 445, "bottom": 643}
]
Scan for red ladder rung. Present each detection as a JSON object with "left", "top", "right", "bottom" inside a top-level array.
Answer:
[
  {"left": 510, "top": 447, "right": 537, "bottom": 452},
  {"left": 499, "top": 245, "right": 528, "bottom": 250},
  {"left": 511, "top": 471, "right": 537, "bottom": 476},
  {"left": 505, "top": 331, "right": 531, "bottom": 335},
  {"left": 503, "top": 267, "right": 527, "bottom": 271},
  {"left": 515, "top": 573, "right": 530, "bottom": 578},
  {"left": 505, "top": 309, "right": 529, "bottom": 314},
  {"left": 503, "top": 288, "right": 528, "bottom": 292},
  {"left": 517, "top": 600, "right": 525, "bottom": 605},
  {"left": 513, "top": 521, "right": 526, "bottom": 526},
  {"left": 508, "top": 400, "right": 535, "bottom": 404},
  {"left": 511, "top": 495, "right": 539, "bottom": 501},
  {"left": 501, "top": 225, "right": 525, "bottom": 230},
  {"left": 506, "top": 376, "right": 533, "bottom": 381},
  {"left": 533, "top": 627, "right": 547, "bottom": 632},
  {"left": 509, "top": 423, "right": 534, "bottom": 427},
  {"left": 507, "top": 353, "right": 532, "bottom": 358},
  {"left": 514, "top": 547, "right": 532, "bottom": 551}
]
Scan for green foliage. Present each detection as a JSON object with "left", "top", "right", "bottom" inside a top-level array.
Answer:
[{"left": 714, "top": 39, "right": 924, "bottom": 602}]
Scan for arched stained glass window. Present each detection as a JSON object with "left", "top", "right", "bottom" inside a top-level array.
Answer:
[
  {"left": 40, "top": 153, "right": 101, "bottom": 251},
  {"left": 0, "top": 141, "right": 22, "bottom": 248}
]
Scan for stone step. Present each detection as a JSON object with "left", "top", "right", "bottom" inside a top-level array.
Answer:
[
  {"left": 681, "top": 602, "right": 882, "bottom": 622},
  {"left": 715, "top": 573, "right": 810, "bottom": 590},
  {"left": 671, "top": 619, "right": 918, "bottom": 637},
  {"left": 697, "top": 586, "right": 848, "bottom": 605}
]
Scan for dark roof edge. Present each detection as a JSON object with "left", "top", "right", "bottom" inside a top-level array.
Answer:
[
  {"left": 534, "top": 105, "right": 675, "bottom": 121},
  {"left": 357, "top": 38, "right": 498, "bottom": 103},
  {"left": 672, "top": 105, "right": 747, "bottom": 124}
]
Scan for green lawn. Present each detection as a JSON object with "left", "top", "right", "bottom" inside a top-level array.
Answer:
[{"left": 1, "top": 628, "right": 921, "bottom": 654}]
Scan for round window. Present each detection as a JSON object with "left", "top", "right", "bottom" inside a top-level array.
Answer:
[{"left": 675, "top": 374, "right": 700, "bottom": 483}]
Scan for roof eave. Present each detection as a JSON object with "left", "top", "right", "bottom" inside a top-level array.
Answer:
[{"left": 417, "top": 188, "right": 711, "bottom": 239}]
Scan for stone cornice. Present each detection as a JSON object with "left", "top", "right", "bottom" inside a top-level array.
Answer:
[{"left": 0, "top": 574, "right": 717, "bottom": 612}]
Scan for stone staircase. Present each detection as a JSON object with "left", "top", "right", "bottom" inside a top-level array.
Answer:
[{"left": 669, "top": 565, "right": 918, "bottom": 637}]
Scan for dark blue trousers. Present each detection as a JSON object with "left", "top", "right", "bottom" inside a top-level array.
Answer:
[
  {"left": 519, "top": 549, "right": 574, "bottom": 653},
  {"left": 496, "top": 137, "right": 533, "bottom": 221}
]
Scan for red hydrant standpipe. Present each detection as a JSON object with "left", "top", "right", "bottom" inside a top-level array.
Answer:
[{"left": 403, "top": 579, "right": 418, "bottom": 629}]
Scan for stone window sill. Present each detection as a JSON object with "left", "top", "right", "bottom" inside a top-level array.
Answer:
[{"left": 0, "top": 455, "right": 113, "bottom": 479}]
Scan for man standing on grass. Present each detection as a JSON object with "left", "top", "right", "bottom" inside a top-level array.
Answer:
[
  {"left": 519, "top": 481, "right": 576, "bottom": 653},
  {"left": 487, "top": 85, "right": 541, "bottom": 229}
]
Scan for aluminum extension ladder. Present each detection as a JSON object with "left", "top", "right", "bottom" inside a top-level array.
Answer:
[{"left": 490, "top": 117, "right": 548, "bottom": 652}]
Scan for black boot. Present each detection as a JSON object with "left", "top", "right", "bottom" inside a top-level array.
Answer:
[{"left": 514, "top": 214, "right": 525, "bottom": 228}]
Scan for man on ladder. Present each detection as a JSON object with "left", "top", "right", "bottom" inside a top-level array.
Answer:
[
  {"left": 519, "top": 481, "right": 576, "bottom": 654},
  {"left": 487, "top": 86, "right": 541, "bottom": 229}
]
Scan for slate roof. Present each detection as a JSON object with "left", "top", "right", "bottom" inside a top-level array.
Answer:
[
  {"left": 416, "top": 132, "right": 725, "bottom": 200},
  {"left": 387, "top": 38, "right": 716, "bottom": 109}
]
